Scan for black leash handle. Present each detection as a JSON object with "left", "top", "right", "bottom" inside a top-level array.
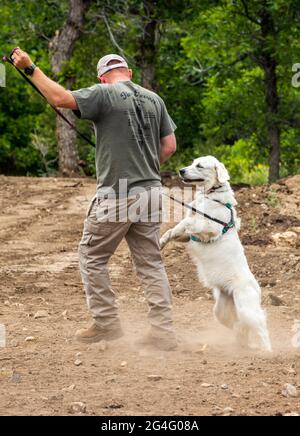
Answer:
[{"left": 2, "top": 52, "right": 95, "bottom": 148}]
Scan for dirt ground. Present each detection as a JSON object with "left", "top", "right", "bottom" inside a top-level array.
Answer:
[{"left": 0, "top": 175, "right": 299, "bottom": 416}]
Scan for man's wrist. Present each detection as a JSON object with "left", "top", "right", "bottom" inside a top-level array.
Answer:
[{"left": 24, "top": 63, "right": 37, "bottom": 76}]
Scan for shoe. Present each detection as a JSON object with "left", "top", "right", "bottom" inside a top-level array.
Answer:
[
  {"left": 136, "top": 330, "right": 178, "bottom": 351},
  {"left": 75, "top": 321, "right": 124, "bottom": 344}
]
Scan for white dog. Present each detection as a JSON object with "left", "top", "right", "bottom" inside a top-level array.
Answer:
[{"left": 160, "top": 156, "right": 272, "bottom": 352}]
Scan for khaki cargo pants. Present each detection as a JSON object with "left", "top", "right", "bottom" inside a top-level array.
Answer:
[{"left": 79, "top": 193, "right": 174, "bottom": 333}]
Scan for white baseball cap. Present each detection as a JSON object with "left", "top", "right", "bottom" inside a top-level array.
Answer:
[{"left": 97, "top": 54, "right": 129, "bottom": 77}]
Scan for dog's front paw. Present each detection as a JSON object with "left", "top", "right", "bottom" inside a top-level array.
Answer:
[
  {"left": 160, "top": 237, "right": 167, "bottom": 250},
  {"left": 160, "top": 231, "right": 171, "bottom": 250}
]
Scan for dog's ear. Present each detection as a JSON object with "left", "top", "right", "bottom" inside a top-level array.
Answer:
[{"left": 215, "top": 162, "right": 230, "bottom": 184}]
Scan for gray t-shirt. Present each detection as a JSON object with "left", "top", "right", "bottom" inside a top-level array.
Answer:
[{"left": 71, "top": 81, "right": 176, "bottom": 195}]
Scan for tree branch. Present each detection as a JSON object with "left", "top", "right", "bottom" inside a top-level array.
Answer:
[
  {"left": 237, "top": 0, "right": 261, "bottom": 25},
  {"left": 187, "top": 52, "right": 251, "bottom": 86},
  {"left": 100, "top": 10, "right": 135, "bottom": 63},
  {"left": 102, "top": 12, "right": 126, "bottom": 58}
]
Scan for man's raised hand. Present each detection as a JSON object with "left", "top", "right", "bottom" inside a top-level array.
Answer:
[{"left": 11, "top": 47, "right": 33, "bottom": 69}]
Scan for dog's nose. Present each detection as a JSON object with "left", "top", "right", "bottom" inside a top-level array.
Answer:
[{"left": 180, "top": 169, "right": 186, "bottom": 177}]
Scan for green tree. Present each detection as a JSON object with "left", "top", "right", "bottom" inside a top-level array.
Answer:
[{"left": 181, "top": 0, "right": 300, "bottom": 182}]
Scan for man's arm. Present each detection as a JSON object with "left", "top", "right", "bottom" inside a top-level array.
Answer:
[
  {"left": 12, "top": 48, "right": 77, "bottom": 109},
  {"left": 160, "top": 133, "right": 177, "bottom": 164}
]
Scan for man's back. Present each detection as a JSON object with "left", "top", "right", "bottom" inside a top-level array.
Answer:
[{"left": 72, "top": 81, "right": 176, "bottom": 195}]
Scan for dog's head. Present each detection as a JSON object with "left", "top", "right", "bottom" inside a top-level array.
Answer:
[{"left": 179, "top": 156, "right": 230, "bottom": 191}]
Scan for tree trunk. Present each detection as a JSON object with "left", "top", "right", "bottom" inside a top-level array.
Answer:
[
  {"left": 49, "top": 0, "right": 92, "bottom": 176},
  {"left": 260, "top": 4, "right": 281, "bottom": 183},
  {"left": 140, "top": 0, "right": 159, "bottom": 91},
  {"left": 264, "top": 63, "right": 280, "bottom": 183},
  {"left": 56, "top": 108, "right": 79, "bottom": 176}
]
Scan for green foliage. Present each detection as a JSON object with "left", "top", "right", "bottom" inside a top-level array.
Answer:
[
  {"left": 0, "top": 0, "right": 67, "bottom": 175},
  {"left": 177, "top": 0, "right": 300, "bottom": 181}
]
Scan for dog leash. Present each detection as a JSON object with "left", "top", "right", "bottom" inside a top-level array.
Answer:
[
  {"left": 163, "top": 193, "right": 235, "bottom": 235},
  {"left": 2, "top": 49, "right": 96, "bottom": 148}
]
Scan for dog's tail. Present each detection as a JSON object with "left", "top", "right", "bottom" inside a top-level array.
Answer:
[{"left": 233, "top": 285, "right": 272, "bottom": 352}]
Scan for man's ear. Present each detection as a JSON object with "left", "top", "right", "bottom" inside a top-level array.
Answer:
[{"left": 215, "top": 162, "right": 230, "bottom": 184}]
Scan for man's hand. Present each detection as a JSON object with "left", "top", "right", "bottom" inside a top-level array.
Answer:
[
  {"left": 11, "top": 47, "right": 33, "bottom": 69},
  {"left": 9, "top": 47, "right": 77, "bottom": 109}
]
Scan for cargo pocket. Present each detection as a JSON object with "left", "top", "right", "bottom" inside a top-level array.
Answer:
[
  {"left": 79, "top": 220, "right": 119, "bottom": 253},
  {"left": 85, "top": 221, "right": 119, "bottom": 238},
  {"left": 78, "top": 231, "right": 94, "bottom": 270}
]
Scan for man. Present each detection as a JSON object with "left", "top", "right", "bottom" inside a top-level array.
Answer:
[{"left": 12, "top": 49, "right": 177, "bottom": 350}]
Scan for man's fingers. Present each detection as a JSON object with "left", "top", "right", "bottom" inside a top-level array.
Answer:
[
  {"left": 10, "top": 49, "right": 32, "bottom": 69},
  {"left": 12, "top": 50, "right": 23, "bottom": 59},
  {"left": 11, "top": 47, "right": 23, "bottom": 61},
  {"left": 12, "top": 52, "right": 20, "bottom": 63},
  {"left": 11, "top": 47, "right": 20, "bottom": 57}
]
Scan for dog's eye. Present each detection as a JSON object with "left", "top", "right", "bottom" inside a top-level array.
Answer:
[{"left": 197, "top": 164, "right": 203, "bottom": 169}]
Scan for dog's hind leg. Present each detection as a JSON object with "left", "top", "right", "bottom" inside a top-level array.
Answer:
[
  {"left": 233, "top": 285, "right": 272, "bottom": 352},
  {"left": 213, "top": 289, "right": 238, "bottom": 330}
]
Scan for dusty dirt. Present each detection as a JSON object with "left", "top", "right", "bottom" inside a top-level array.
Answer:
[{"left": 0, "top": 175, "right": 299, "bottom": 416}]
